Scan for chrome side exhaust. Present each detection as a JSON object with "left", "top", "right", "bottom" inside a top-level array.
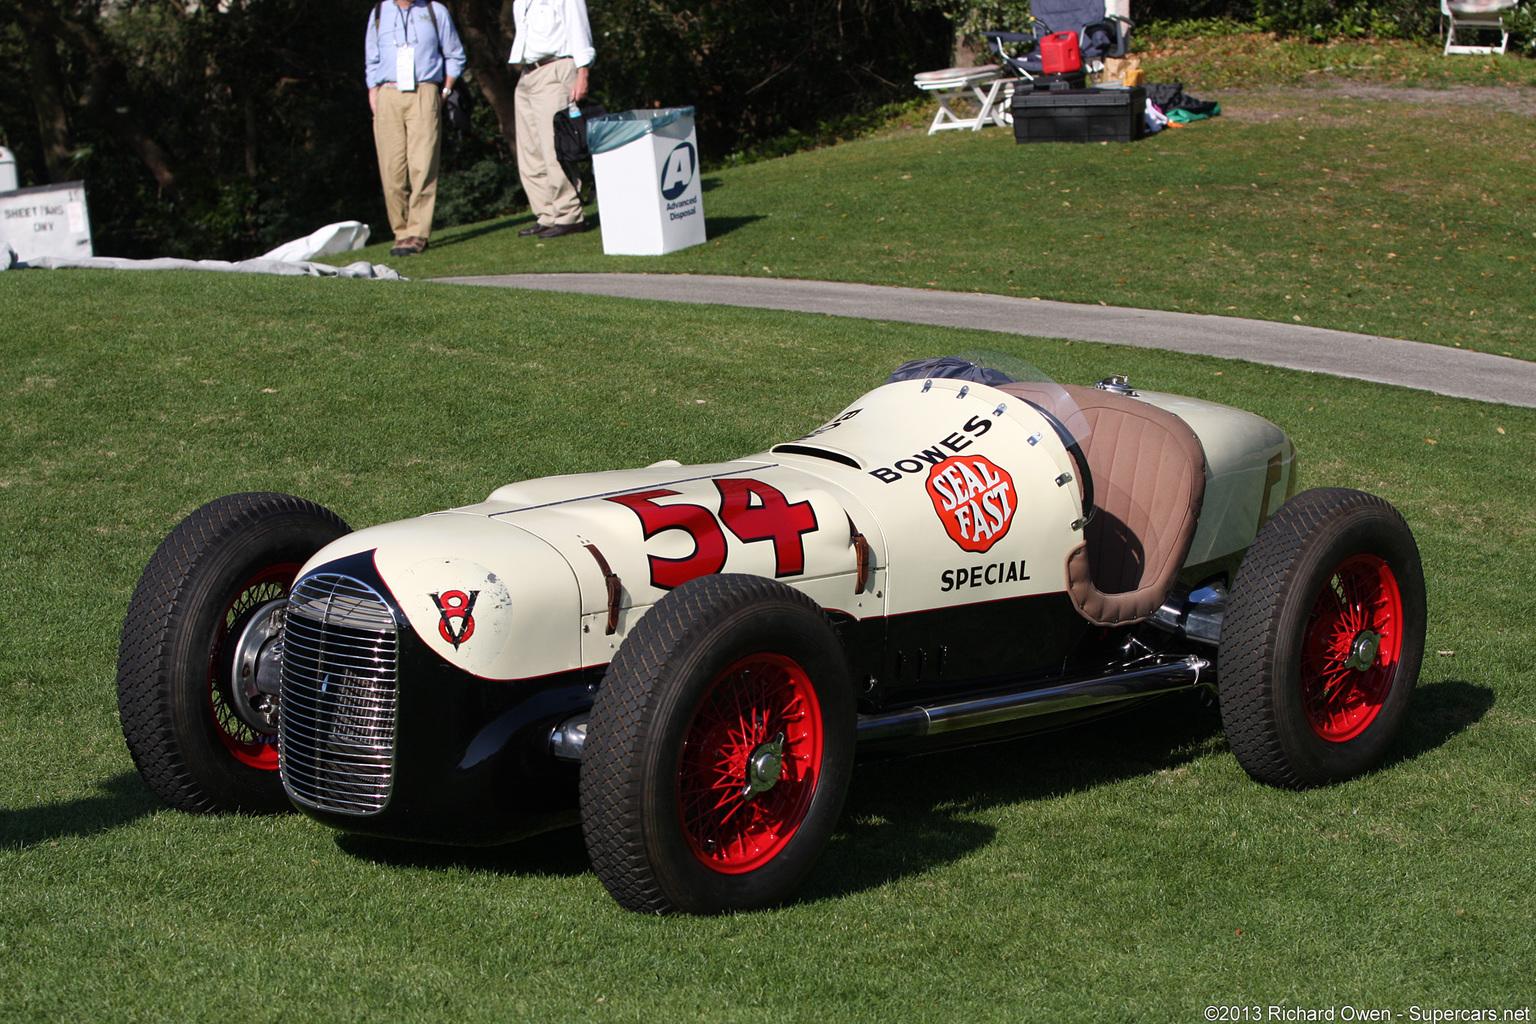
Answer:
[
  {"left": 855, "top": 656, "right": 1209, "bottom": 742},
  {"left": 550, "top": 656, "right": 1208, "bottom": 762}
]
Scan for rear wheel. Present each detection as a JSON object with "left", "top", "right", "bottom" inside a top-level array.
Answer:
[
  {"left": 580, "top": 574, "right": 854, "bottom": 914},
  {"left": 117, "top": 493, "right": 350, "bottom": 813},
  {"left": 1219, "top": 488, "right": 1425, "bottom": 788}
]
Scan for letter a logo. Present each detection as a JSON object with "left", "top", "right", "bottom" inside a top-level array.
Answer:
[{"left": 660, "top": 141, "right": 696, "bottom": 200}]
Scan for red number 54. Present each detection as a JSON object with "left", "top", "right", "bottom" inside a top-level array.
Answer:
[{"left": 607, "top": 478, "right": 819, "bottom": 590}]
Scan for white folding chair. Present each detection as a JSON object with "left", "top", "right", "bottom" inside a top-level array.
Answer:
[
  {"left": 913, "top": 65, "right": 1016, "bottom": 134},
  {"left": 1442, "top": 0, "right": 1515, "bottom": 55}
]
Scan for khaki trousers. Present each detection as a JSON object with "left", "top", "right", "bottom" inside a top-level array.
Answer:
[
  {"left": 374, "top": 81, "right": 442, "bottom": 241},
  {"left": 515, "top": 59, "right": 583, "bottom": 227}
]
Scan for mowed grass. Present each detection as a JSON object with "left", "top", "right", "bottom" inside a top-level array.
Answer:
[
  {"left": 363, "top": 71, "right": 1536, "bottom": 365},
  {"left": 1, "top": 270, "right": 1533, "bottom": 1022}
]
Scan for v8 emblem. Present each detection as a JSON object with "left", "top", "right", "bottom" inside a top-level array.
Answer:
[{"left": 430, "top": 590, "right": 479, "bottom": 648}]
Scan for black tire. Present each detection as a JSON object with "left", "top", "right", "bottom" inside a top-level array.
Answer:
[
  {"left": 117, "top": 492, "right": 350, "bottom": 813},
  {"left": 1219, "top": 488, "right": 1426, "bottom": 789},
  {"left": 579, "top": 574, "right": 855, "bottom": 914}
]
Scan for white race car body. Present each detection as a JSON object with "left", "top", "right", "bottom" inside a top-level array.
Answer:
[{"left": 303, "top": 377, "right": 1290, "bottom": 687}]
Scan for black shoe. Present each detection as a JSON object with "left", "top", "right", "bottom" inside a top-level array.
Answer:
[
  {"left": 517, "top": 225, "right": 545, "bottom": 237},
  {"left": 537, "top": 222, "right": 588, "bottom": 239}
]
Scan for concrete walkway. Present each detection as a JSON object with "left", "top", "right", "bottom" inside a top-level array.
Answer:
[{"left": 431, "top": 273, "right": 1536, "bottom": 409}]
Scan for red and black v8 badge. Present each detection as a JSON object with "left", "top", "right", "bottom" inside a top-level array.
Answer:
[
  {"left": 431, "top": 590, "right": 479, "bottom": 648},
  {"left": 926, "top": 455, "right": 1016, "bottom": 553}
]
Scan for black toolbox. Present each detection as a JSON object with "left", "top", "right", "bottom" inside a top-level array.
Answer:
[{"left": 1011, "top": 86, "right": 1146, "bottom": 144}]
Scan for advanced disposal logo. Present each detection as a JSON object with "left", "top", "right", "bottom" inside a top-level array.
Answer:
[{"left": 661, "top": 140, "right": 700, "bottom": 223}]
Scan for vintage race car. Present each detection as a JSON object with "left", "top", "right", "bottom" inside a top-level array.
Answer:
[{"left": 117, "top": 356, "right": 1426, "bottom": 914}]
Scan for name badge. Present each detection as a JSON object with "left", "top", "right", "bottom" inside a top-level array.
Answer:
[{"left": 396, "top": 45, "right": 417, "bottom": 91}]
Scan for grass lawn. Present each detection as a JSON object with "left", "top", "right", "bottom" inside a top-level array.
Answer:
[
  {"left": 1, "top": 268, "right": 1533, "bottom": 1021},
  {"left": 348, "top": 40, "right": 1536, "bottom": 367}
]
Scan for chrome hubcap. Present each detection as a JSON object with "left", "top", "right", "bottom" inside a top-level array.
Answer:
[
  {"left": 230, "top": 600, "right": 286, "bottom": 734},
  {"left": 740, "top": 732, "right": 786, "bottom": 802},
  {"left": 1346, "top": 630, "right": 1383, "bottom": 672}
]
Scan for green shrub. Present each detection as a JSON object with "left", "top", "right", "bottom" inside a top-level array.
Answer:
[
  {"left": 434, "top": 157, "right": 524, "bottom": 229},
  {"left": 1248, "top": 0, "right": 1442, "bottom": 40}
]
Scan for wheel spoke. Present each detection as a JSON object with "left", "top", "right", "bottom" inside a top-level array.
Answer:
[
  {"left": 1299, "top": 554, "right": 1405, "bottom": 743},
  {"left": 679, "top": 652, "right": 825, "bottom": 874}
]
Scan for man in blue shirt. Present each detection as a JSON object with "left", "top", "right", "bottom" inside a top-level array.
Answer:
[{"left": 365, "top": 0, "right": 466, "bottom": 256}]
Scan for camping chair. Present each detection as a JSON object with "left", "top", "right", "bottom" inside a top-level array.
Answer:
[
  {"left": 1441, "top": 0, "right": 1515, "bottom": 55},
  {"left": 986, "top": 0, "right": 1133, "bottom": 76},
  {"left": 912, "top": 65, "right": 1016, "bottom": 134}
]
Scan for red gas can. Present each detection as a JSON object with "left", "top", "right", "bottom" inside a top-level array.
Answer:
[{"left": 1040, "top": 31, "right": 1081, "bottom": 74}]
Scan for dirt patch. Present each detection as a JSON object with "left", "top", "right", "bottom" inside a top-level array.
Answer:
[{"left": 1215, "top": 83, "right": 1536, "bottom": 122}]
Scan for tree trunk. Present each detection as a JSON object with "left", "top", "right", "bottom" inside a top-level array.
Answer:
[
  {"left": 16, "top": 7, "right": 75, "bottom": 181},
  {"left": 12, "top": 0, "right": 181, "bottom": 197},
  {"left": 441, "top": 0, "right": 519, "bottom": 154}
]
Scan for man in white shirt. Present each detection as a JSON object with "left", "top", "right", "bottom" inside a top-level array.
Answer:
[{"left": 508, "top": 0, "right": 595, "bottom": 239}]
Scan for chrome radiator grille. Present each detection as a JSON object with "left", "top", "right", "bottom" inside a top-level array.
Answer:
[{"left": 279, "top": 573, "right": 398, "bottom": 815}]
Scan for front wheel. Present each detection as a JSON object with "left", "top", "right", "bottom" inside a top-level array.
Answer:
[
  {"left": 117, "top": 493, "right": 350, "bottom": 813},
  {"left": 579, "top": 575, "right": 855, "bottom": 914},
  {"left": 1219, "top": 488, "right": 1426, "bottom": 788}
]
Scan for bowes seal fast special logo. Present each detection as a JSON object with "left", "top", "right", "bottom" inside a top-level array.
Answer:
[
  {"left": 925, "top": 455, "right": 1015, "bottom": 553},
  {"left": 430, "top": 589, "right": 479, "bottom": 648}
]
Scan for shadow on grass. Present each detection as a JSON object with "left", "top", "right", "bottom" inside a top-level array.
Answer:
[
  {"left": 801, "top": 692, "right": 1227, "bottom": 902},
  {"left": 703, "top": 214, "right": 764, "bottom": 239},
  {"left": 431, "top": 216, "right": 527, "bottom": 248},
  {"left": 1382, "top": 678, "right": 1494, "bottom": 772},
  {"left": 335, "top": 822, "right": 590, "bottom": 879},
  {"left": 801, "top": 679, "right": 1491, "bottom": 902},
  {"left": 0, "top": 771, "right": 161, "bottom": 849},
  {"left": 316, "top": 681, "right": 1490, "bottom": 901}
]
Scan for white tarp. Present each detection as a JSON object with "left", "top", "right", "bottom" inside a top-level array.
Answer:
[
  {"left": 259, "top": 221, "right": 371, "bottom": 262},
  {"left": 0, "top": 241, "right": 400, "bottom": 279}
]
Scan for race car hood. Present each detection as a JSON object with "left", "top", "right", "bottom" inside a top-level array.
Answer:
[{"left": 296, "top": 460, "right": 870, "bottom": 680}]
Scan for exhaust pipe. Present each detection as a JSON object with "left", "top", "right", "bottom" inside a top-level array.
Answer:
[
  {"left": 856, "top": 656, "right": 1209, "bottom": 742},
  {"left": 551, "top": 656, "right": 1208, "bottom": 762}
]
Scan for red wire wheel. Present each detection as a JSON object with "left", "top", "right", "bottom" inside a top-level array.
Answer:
[
  {"left": 1219, "top": 488, "right": 1426, "bottom": 789},
  {"left": 581, "top": 574, "right": 855, "bottom": 914},
  {"left": 1299, "top": 554, "right": 1405, "bottom": 743},
  {"left": 208, "top": 562, "right": 299, "bottom": 770},
  {"left": 677, "top": 653, "right": 825, "bottom": 874}
]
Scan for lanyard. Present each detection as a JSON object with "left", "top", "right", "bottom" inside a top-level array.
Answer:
[{"left": 396, "top": 1, "right": 415, "bottom": 46}]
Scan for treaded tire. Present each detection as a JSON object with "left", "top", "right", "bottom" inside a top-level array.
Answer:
[
  {"left": 117, "top": 492, "right": 350, "bottom": 813},
  {"left": 579, "top": 574, "right": 855, "bottom": 914},
  {"left": 1219, "top": 488, "right": 1425, "bottom": 789}
]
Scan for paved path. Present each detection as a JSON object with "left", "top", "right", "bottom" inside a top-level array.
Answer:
[{"left": 431, "top": 273, "right": 1536, "bottom": 409}]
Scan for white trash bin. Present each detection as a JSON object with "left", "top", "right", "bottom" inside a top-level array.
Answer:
[
  {"left": 0, "top": 147, "right": 18, "bottom": 193},
  {"left": 588, "top": 107, "right": 705, "bottom": 256}
]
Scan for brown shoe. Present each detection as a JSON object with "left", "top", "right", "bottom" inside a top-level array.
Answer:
[
  {"left": 537, "top": 222, "right": 588, "bottom": 239},
  {"left": 389, "top": 238, "right": 413, "bottom": 256},
  {"left": 517, "top": 225, "right": 545, "bottom": 237}
]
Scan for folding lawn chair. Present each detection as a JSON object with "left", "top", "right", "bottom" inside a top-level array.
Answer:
[
  {"left": 912, "top": 65, "right": 1016, "bottom": 134},
  {"left": 986, "top": 0, "right": 1133, "bottom": 76},
  {"left": 1441, "top": 0, "right": 1515, "bottom": 55}
]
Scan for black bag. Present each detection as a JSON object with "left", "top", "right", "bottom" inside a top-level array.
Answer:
[
  {"left": 553, "top": 101, "right": 606, "bottom": 198},
  {"left": 444, "top": 82, "right": 475, "bottom": 137}
]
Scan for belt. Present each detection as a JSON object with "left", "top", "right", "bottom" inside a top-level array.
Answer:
[
  {"left": 520, "top": 54, "right": 570, "bottom": 72},
  {"left": 379, "top": 80, "right": 442, "bottom": 89}
]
